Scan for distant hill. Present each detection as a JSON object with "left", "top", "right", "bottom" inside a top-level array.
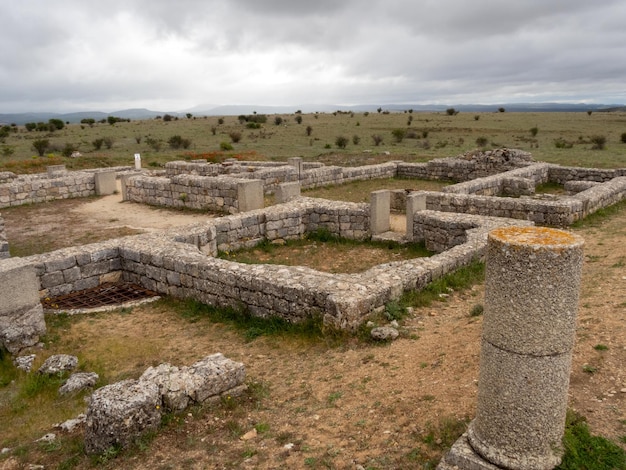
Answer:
[{"left": 1, "top": 103, "right": 623, "bottom": 125}]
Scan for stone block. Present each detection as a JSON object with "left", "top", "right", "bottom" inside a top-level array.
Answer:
[
  {"left": 94, "top": 171, "right": 117, "bottom": 196},
  {"left": 370, "top": 190, "right": 390, "bottom": 235},
  {"left": 84, "top": 379, "right": 161, "bottom": 455},
  {"left": 237, "top": 180, "right": 264, "bottom": 212},
  {"left": 275, "top": 181, "right": 301, "bottom": 203}
]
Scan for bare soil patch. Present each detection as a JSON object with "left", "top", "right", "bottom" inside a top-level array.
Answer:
[{"left": 1, "top": 194, "right": 625, "bottom": 469}]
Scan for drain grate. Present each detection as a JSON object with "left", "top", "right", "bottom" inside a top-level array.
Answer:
[{"left": 42, "top": 282, "right": 159, "bottom": 311}]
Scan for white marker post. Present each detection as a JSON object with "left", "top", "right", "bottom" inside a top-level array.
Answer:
[{"left": 134, "top": 153, "right": 141, "bottom": 170}]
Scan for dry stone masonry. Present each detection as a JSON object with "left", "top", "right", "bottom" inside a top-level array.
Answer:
[
  {"left": 438, "top": 227, "right": 584, "bottom": 470},
  {"left": 0, "top": 149, "right": 625, "bottom": 345}
]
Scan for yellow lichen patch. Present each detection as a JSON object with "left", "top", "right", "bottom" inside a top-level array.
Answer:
[{"left": 490, "top": 226, "right": 582, "bottom": 247}]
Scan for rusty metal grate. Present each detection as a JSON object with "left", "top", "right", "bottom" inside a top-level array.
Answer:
[{"left": 42, "top": 282, "right": 159, "bottom": 311}]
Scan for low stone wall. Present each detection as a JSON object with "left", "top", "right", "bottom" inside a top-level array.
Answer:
[
  {"left": 14, "top": 196, "right": 529, "bottom": 331},
  {"left": 0, "top": 214, "right": 9, "bottom": 259},
  {"left": 125, "top": 174, "right": 263, "bottom": 214},
  {"left": 548, "top": 166, "right": 626, "bottom": 184},
  {"left": 417, "top": 174, "right": 626, "bottom": 226},
  {"left": 441, "top": 163, "right": 551, "bottom": 195},
  {"left": 0, "top": 166, "right": 133, "bottom": 209}
]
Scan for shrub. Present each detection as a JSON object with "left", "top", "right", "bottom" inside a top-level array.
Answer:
[
  {"left": 274, "top": 116, "right": 283, "bottom": 126},
  {"left": 146, "top": 137, "right": 162, "bottom": 152},
  {"left": 32, "top": 139, "right": 50, "bottom": 156},
  {"left": 352, "top": 134, "right": 361, "bottom": 145},
  {"left": 475, "top": 137, "right": 488, "bottom": 147},
  {"left": 218, "top": 118, "right": 224, "bottom": 125},
  {"left": 445, "top": 108, "right": 457, "bottom": 116},
  {"left": 246, "top": 122, "right": 261, "bottom": 129},
  {"left": 530, "top": 127, "right": 539, "bottom": 137},
  {"left": 306, "top": 126, "right": 313, "bottom": 136},
  {"left": 210, "top": 126, "right": 217, "bottom": 135},
  {"left": 295, "top": 115, "right": 303, "bottom": 124},
  {"left": 554, "top": 138, "right": 573, "bottom": 149},
  {"left": 590, "top": 135, "right": 606, "bottom": 150},
  {"left": 474, "top": 115, "right": 480, "bottom": 121},
  {"left": 61, "top": 143, "right": 79, "bottom": 158},
  {"left": 371, "top": 134, "right": 383, "bottom": 146},
  {"left": 103, "top": 137, "right": 114, "bottom": 149},
  {"left": 92, "top": 138, "right": 105, "bottom": 150},
  {"left": 229, "top": 131, "right": 242, "bottom": 143},
  {"left": 391, "top": 128, "right": 406, "bottom": 143},
  {"left": 220, "top": 141, "right": 234, "bottom": 151},
  {"left": 621, "top": 132, "right": 626, "bottom": 144},
  {"left": 335, "top": 136, "right": 349, "bottom": 149},
  {"left": 162, "top": 114, "right": 174, "bottom": 122},
  {"left": 498, "top": 107, "right": 506, "bottom": 113},
  {"left": 168, "top": 135, "right": 191, "bottom": 149}
]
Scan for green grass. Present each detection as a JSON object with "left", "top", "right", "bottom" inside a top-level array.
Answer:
[
  {"left": 556, "top": 411, "right": 626, "bottom": 470},
  {"left": 165, "top": 297, "right": 325, "bottom": 343},
  {"left": 571, "top": 199, "right": 626, "bottom": 228},
  {"left": 2, "top": 111, "right": 626, "bottom": 174},
  {"left": 401, "top": 259, "right": 485, "bottom": 308}
]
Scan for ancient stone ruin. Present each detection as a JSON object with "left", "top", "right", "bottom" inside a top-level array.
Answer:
[{"left": 438, "top": 226, "right": 584, "bottom": 470}]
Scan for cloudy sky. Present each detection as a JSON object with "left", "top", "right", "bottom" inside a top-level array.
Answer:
[{"left": 2, "top": 0, "right": 625, "bottom": 113}]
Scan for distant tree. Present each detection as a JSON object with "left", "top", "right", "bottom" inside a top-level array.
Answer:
[
  {"left": 81, "top": 118, "right": 96, "bottom": 127},
  {"left": 498, "top": 107, "right": 506, "bottom": 113},
  {"left": 36, "top": 122, "right": 50, "bottom": 132},
  {"left": 587, "top": 110, "right": 593, "bottom": 116},
  {"left": 32, "top": 139, "right": 49, "bottom": 156},
  {"left": 162, "top": 114, "right": 173, "bottom": 122},
  {"left": 377, "top": 107, "right": 382, "bottom": 114},
  {"left": 24, "top": 122, "right": 37, "bottom": 131},
  {"left": 446, "top": 108, "right": 457, "bottom": 116},
  {"left": 48, "top": 118, "right": 65, "bottom": 130},
  {"left": 335, "top": 135, "right": 349, "bottom": 149},
  {"left": 186, "top": 113, "right": 193, "bottom": 119}
]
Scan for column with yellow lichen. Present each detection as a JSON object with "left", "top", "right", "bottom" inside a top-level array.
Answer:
[{"left": 466, "top": 226, "right": 584, "bottom": 470}]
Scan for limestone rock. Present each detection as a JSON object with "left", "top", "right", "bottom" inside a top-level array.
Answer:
[
  {"left": 370, "top": 326, "right": 399, "bottom": 341},
  {"left": 84, "top": 379, "right": 161, "bottom": 455},
  {"left": 38, "top": 354, "right": 78, "bottom": 375},
  {"left": 188, "top": 353, "right": 246, "bottom": 403},
  {"left": 14, "top": 354, "right": 36, "bottom": 372},
  {"left": 59, "top": 372, "right": 99, "bottom": 395},
  {"left": 55, "top": 414, "right": 86, "bottom": 433},
  {"left": 0, "top": 304, "right": 46, "bottom": 354}
]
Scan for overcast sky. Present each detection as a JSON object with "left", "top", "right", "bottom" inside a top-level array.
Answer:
[{"left": 2, "top": 1, "right": 625, "bottom": 113}]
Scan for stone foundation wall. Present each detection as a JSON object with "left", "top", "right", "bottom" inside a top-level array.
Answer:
[
  {"left": 0, "top": 214, "right": 9, "bottom": 259},
  {"left": 0, "top": 166, "right": 133, "bottom": 209},
  {"left": 15, "top": 197, "right": 527, "bottom": 330},
  {"left": 548, "top": 166, "right": 626, "bottom": 184},
  {"left": 125, "top": 174, "right": 263, "bottom": 214},
  {"left": 441, "top": 164, "right": 551, "bottom": 195}
]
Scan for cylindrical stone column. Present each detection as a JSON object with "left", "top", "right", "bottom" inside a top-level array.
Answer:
[{"left": 467, "top": 226, "right": 584, "bottom": 470}]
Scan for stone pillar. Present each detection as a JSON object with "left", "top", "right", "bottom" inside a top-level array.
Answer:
[
  {"left": 120, "top": 175, "right": 131, "bottom": 202},
  {"left": 94, "top": 171, "right": 117, "bottom": 196},
  {"left": 439, "top": 226, "right": 584, "bottom": 470},
  {"left": 370, "top": 190, "right": 390, "bottom": 235},
  {"left": 287, "top": 157, "right": 303, "bottom": 179},
  {"left": 405, "top": 192, "right": 427, "bottom": 241},
  {"left": 237, "top": 180, "right": 264, "bottom": 213},
  {"left": 0, "top": 258, "right": 46, "bottom": 354},
  {"left": 134, "top": 153, "right": 141, "bottom": 170},
  {"left": 275, "top": 181, "right": 301, "bottom": 204}
]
